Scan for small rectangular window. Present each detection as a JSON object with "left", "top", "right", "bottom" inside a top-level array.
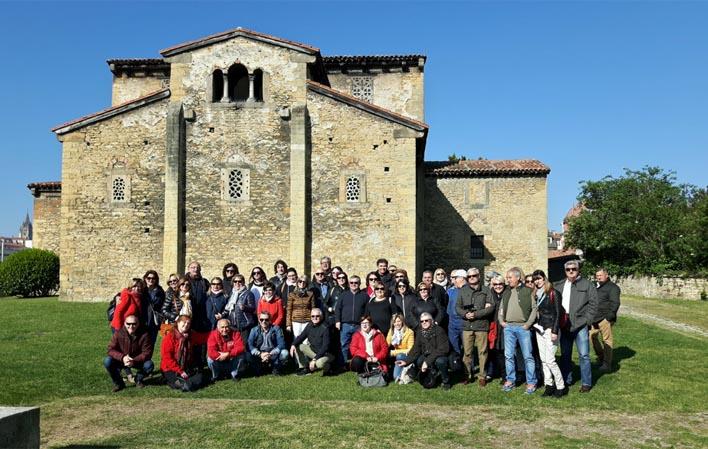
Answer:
[
  {"left": 222, "top": 167, "right": 250, "bottom": 202},
  {"left": 111, "top": 176, "right": 127, "bottom": 202},
  {"left": 471, "top": 234, "right": 485, "bottom": 259}
]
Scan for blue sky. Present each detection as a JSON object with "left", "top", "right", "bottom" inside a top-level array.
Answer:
[{"left": 1, "top": 1, "right": 706, "bottom": 236}]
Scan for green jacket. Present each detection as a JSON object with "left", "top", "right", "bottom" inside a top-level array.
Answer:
[
  {"left": 500, "top": 285, "right": 537, "bottom": 327},
  {"left": 455, "top": 284, "right": 493, "bottom": 331}
]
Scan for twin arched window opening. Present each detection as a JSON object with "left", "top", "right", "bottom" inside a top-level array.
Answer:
[{"left": 212, "top": 64, "right": 263, "bottom": 103}]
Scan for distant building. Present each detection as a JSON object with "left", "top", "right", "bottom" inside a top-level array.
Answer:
[
  {"left": 0, "top": 214, "right": 33, "bottom": 261},
  {"left": 547, "top": 204, "right": 585, "bottom": 282},
  {"left": 19, "top": 212, "right": 32, "bottom": 240}
]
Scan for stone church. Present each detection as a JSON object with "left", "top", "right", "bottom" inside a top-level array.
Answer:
[{"left": 29, "top": 27, "right": 550, "bottom": 301}]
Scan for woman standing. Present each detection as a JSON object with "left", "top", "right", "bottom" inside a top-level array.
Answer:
[
  {"left": 142, "top": 270, "right": 165, "bottom": 346},
  {"left": 206, "top": 277, "right": 228, "bottom": 330},
  {"left": 269, "top": 260, "right": 288, "bottom": 293},
  {"left": 365, "top": 272, "right": 380, "bottom": 299},
  {"left": 486, "top": 274, "right": 506, "bottom": 381},
  {"left": 257, "top": 282, "right": 285, "bottom": 328},
  {"left": 433, "top": 268, "right": 449, "bottom": 290},
  {"left": 364, "top": 282, "right": 400, "bottom": 335},
  {"left": 221, "top": 263, "right": 239, "bottom": 297},
  {"left": 532, "top": 269, "right": 566, "bottom": 397},
  {"left": 249, "top": 266, "right": 267, "bottom": 301},
  {"left": 287, "top": 276, "right": 315, "bottom": 338},
  {"left": 161, "top": 274, "right": 183, "bottom": 325},
  {"left": 391, "top": 280, "right": 418, "bottom": 331},
  {"left": 387, "top": 314, "right": 414, "bottom": 382},
  {"left": 111, "top": 278, "right": 145, "bottom": 333},
  {"left": 225, "top": 274, "right": 256, "bottom": 348},
  {"left": 412, "top": 282, "right": 443, "bottom": 328}
]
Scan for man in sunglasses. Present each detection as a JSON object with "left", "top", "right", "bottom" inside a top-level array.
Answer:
[
  {"left": 554, "top": 260, "right": 598, "bottom": 393},
  {"left": 456, "top": 267, "right": 494, "bottom": 386},
  {"left": 335, "top": 275, "right": 369, "bottom": 364},
  {"left": 396, "top": 312, "right": 452, "bottom": 390},
  {"left": 290, "top": 308, "right": 333, "bottom": 376},
  {"left": 104, "top": 315, "right": 154, "bottom": 392},
  {"left": 247, "top": 311, "right": 288, "bottom": 376}
]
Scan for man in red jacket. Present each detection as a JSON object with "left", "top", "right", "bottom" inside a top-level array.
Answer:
[
  {"left": 207, "top": 318, "right": 246, "bottom": 381},
  {"left": 104, "top": 314, "right": 154, "bottom": 392}
]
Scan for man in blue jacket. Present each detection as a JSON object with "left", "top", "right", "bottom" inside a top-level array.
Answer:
[{"left": 247, "top": 311, "right": 288, "bottom": 376}]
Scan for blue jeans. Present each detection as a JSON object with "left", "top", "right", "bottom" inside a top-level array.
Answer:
[
  {"left": 503, "top": 325, "right": 537, "bottom": 385},
  {"left": 560, "top": 326, "right": 592, "bottom": 387},
  {"left": 392, "top": 353, "right": 408, "bottom": 380},
  {"left": 448, "top": 325, "right": 463, "bottom": 355},
  {"left": 207, "top": 355, "right": 245, "bottom": 380},
  {"left": 340, "top": 323, "right": 359, "bottom": 362},
  {"left": 249, "top": 349, "right": 289, "bottom": 375},
  {"left": 103, "top": 356, "right": 154, "bottom": 386}
]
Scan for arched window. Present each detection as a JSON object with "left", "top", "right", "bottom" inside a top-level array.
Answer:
[
  {"left": 228, "top": 64, "right": 249, "bottom": 101},
  {"left": 253, "top": 69, "right": 263, "bottom": 101},
  {"left": 212, "top": 69, "right": 224, "bottom": 102}
]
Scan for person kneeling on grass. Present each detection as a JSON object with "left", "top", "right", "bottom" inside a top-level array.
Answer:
[
  {"left": 395, "top": 312, "right": 451, "bottom": 390},
  {"left": 247, "top": 311, "right": 289, "bottom": 376},
  {"left": 161, "top": 315, "right": 210, "bottom": 392},
  {"left": 207, "top": 318, "right": 246, "bottom": 382},
  {"left": 290, "top": 308, "right": 334, "bottom": 376},
  {"left": 104, "top": 314, "right": 154, "bottom": 392}
]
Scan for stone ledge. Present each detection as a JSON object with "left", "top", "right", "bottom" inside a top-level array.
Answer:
[{"left": 0, "top": 406, "right": 39, "bottom": 449}]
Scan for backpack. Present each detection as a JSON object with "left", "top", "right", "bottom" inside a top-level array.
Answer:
[
  {"left": 106, "top": 292, "right": 120, "bottom": 323},
  {"left": 419, "top": 366, "right": 441, "bottom": 389}
]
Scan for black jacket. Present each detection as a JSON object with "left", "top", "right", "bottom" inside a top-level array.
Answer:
[
  {"left": 292, "top": 322, "right": 331, "bottom": 359},
  {"left": 335, "top": 290, "right": 369, "bottom": 324},
  {"left": 391, "top": 291, "right": 419, "bottom": 330},
  {"left": 595, "top": 280, "right": 621, "bottom": 323},
  {"left": 411, "top": 296, "right": 444, "bottom": 328},
  {"left": 161, "top": 289, "right": 183, "bottom": 323},
  {"left": 536, "top": 288, "right": 561, "bottom": 334},
  {"left": 405, "top": 324, "right": 450, "bottom": 367},
  {"left": 365, "top": 298, "right": 401, "bottom": 334}
]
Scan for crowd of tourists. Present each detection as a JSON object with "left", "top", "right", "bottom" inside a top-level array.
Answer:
[{"left": 105, "top": 257, "right": 621, "bottom": 394}]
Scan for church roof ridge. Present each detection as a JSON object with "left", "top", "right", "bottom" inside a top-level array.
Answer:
[
  {"left": 51, "top": 88, "right": 170, "bottom": 135},
  {"left": 160, "top": 27, "right": 320, "bottom": 57},
  {"left": 425, "top": 159, "right": 550, "bottom": 177},
  {"left": 306, "top": 80, "right": 428, "bottom": 133}
]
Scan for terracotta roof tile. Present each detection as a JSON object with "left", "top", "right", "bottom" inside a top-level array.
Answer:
[
  {"left": 307, "top": 80, "right": 428, "bottom": 132},
  {"left": 52, "top": 88, "right": 170, "bottom": 135},
  {"left": 323, "top": 54, "right": 426, "bottom": 67},
  {"left": 548, "top": 249, "right": 579, "bottom": 259},
  {"left": 160, "top": 27, "right": 319, "bottom": 57},
  {"left": 425, "top": 159, "right": 550, "bottom": 177},
  {"left": 564, "top": 203, "right": 586, "bottom": 222},
  {"left": 27, "top": 181, "right": 61, "bottom": 197}
]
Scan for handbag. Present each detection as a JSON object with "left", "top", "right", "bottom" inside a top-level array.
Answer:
[{"left": 357, "top": 362, "right": 387, "bottom": 388}]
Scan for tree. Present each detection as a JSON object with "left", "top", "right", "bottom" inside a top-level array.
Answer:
[{"left": 565, "top": 167, "right": 707, "bottom": 277}]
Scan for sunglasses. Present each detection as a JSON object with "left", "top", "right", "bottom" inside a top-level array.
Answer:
[
  {"left": 419, "top": 288, "right": 429, "bottom": 292},
  {"left": 374, "top": 287, "right": 386, "bottom": 291},
  {"left": 420, "top": 319, "right": 431, "bottom": 323},
  {"left": 233, "top": 279, "right": 245, "bottom": 284},
  {"left": 315, "top": 272, "right": 325, "bottom": 276},
  {"left": 492, "top": 283, "right": 504, "bottom": 287},
  {"left": 297, "top": 280, "right": 307, "bottom": 284},
  {"left": 349, "top": 281, "right": 360, "bottom": 285},
  {"left": 397, "top": 285, "right": 407, "bottom": 288},
  {"left": 259, "top": 318, "right": 270, "bottom": 323},
  {"left": 468, "top": 274, "right": 479, "bottom": 278},
  {"left": 311, "top": 315, "right": 322, "bottom": 318},
  {"left": 146, "top": 276, "right": 156, "bottom": 280},
  {"left": 368, "top": 278, "right": 377, "bottom": 282},
  {"left": 125, "top": 322, "right": 138, "bottom": 326},
  {"left": 337, "top": 276, "right": 347, "bottom": 280},
  {"left": 525, "top": 280, "right": 534, "bottom": 284},
  {"left": 565, "top": 268, "right": 578, "bottom": 272},
  {"left": 168, "top": 279, "right": 178, "bottom": 284},
  {"left": 225, "top": 268, "right": 235, "bottom": 273}
]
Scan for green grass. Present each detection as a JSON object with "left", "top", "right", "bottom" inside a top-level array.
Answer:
[
  {"left": 622, "top": 294, "right": 708, "bottom": 331},
  {"left": 1, "top": 297, "right": 706, "bottom": 448}
]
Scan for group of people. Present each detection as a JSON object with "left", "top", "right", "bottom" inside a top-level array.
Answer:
[{"left": 105, "top": 257, "right": 621, "bottom": 394}]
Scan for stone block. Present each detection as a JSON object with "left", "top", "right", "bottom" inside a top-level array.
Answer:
[{"left": 0, "top": 407, "right": 39, "bottom": 449}]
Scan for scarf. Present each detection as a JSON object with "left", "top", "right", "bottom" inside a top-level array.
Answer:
[
  {"left": 434, "top": 278, "right": 449, "bottom": 288},
  {"left": 422, "top": 326, "right": 434, "bottom": 340},
  {"left": 361, "top": 329, "right": 376, "bottom": 356},
  {"left": 175, "top": 330, "right": 192, "bottom": 370},
  {"left": 179, "top": 291, "right": 192, "bottom": 317},
  {"left": 225, "top": 286, "right": 245, "bottom": 312},
  {"left": 391, "top": 328, "right": 403, "bottom": 346}
]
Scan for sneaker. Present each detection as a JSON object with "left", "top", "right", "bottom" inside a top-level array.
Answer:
[
  {"left": 542, "top": 385, "right": 556, "bottom": 397},
  {"left": 525, "top": 384, "right": 537, "bottom": 395},
  {"left": 502, "top": 382, "right": 514, "bottom": 392},
  {"left": 579, "top": 385, "right": 592, "bottom": 393},
  {"left": 112, "top": 384, "right": 125, "bottom": 393},
  {"left": 442, "top": 383, "right": 452, "bottom": 390}
]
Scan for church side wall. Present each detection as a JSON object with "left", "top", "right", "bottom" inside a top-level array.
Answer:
[
  {"left": 327, "top": 71, "right": 424, "bottom": 122},
  {"left": 173, "top": 39, "right": 304, "bottom": 278},
  {"left": 423, "top": 176, "right": 548, "bottom": 278},
  {"left": 307, "top": 91, "right": 419, "bottom": 278},
  {"left": 112, "top": 76, "right": 169, "bottom": 106},
  {"left": 32, "top": 193, "right": 61, "bottom": 255},
  {"left": 58, "top": 102, "right": 167, "bottom": 301}
]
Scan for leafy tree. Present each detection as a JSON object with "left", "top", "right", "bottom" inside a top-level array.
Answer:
[
  {"left": 0, "top": 248, "right": 59, "bottom": 297},
  {"left": 566, "top": 167, "right": 706, "bottom": 277},
  {"left": 447, "top": 153, "right": 467, "bottom": 163}
]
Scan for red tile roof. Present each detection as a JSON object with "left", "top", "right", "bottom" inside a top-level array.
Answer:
[
  {"left": 306, "top": 80, "right": 428, "bottom": 132},
  {"left": 52, "top": 88, "right": 170, "bottom": 135},
  {"left": 425, "top": 159, "right": 550, "bottom": 177},
  {"left": 564, "top": 203, "right": 586, "bottom": 223},
  {"left": 548, "top": 249, "right": 579, "bottom": 259},
  {"left": 160, "top": 27, "right": 319, "bottom": 57},
  {"left": 323, "top": 54, "right": 426, "bottom": 71}
]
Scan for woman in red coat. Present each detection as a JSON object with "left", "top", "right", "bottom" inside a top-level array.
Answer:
[
  {"left": 161, "top": 315, "right": 210, "bottom": 392},
  {"left": 111, "top": 278, "right": 145, "bottom": 333},
  {"left": 350, "top": 315, "right": 389, "bottom": 374}
]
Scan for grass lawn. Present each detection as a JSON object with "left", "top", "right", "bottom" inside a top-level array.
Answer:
[
  {"left": 0, "top": 297, "right": 706, "bottom": 448},
  {"left": 622, "top": 294, "right": 708, "bottom": 331}
]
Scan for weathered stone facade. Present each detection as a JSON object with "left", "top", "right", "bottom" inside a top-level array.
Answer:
[
  {"left": 36, "top": 28, "right": 549, "bottom": 301},
  {"left": 27, "top": 183, "right": 61, "bottom": 255}
]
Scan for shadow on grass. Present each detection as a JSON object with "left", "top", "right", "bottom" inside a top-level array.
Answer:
[
  {"left": 594, "top": 345, "right": 636, "bottom": 383},
  {"left": 54, "top": 446, "right": 120, "bottom": 449}
]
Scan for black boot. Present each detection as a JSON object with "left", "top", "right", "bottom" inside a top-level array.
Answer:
[{"left": 542, "top": 385, "right": 556, "bottom": 397}]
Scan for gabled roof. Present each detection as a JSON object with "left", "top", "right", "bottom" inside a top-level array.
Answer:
[
  {"left": 306, "top": 80, "right": 428, "bottom": 133},
  {"left": 323, "top": 54, "right": 426, "bottom": 73},
  {"left": 425, "top": 160, "right": 550, "bottom": 177},
  {"left": 160, "top": 27, "right": 319, "bottom": 57},
  {"left": 52, "top": 88, "right": 170, "bottom": 135},
  {"left": 27, "top": 181, "right": 62, "bottom": 197}
]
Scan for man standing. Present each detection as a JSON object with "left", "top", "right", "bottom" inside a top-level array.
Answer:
[
  {"left": 313, "top": 256, "right": 333, "bottom": 284},
  {"left": 591, "top": 267, "right": 620, "bottom": 372},
  {"left": 104, "top": 315, "right": 154, "bottom": 392},
  {"left": 247, "top": 311, "right": 289, "bottom": 376},
  {"left": 207, "top": 318, "right": 246, "bottom": 382},
  {"left": 335, "top": 275, "right": 369, "bottom": 363},
  {"left": 499, "top": 268, "right": 538, "bottom": 394},
  {"left": 396, "top": 312, "right": 452, "bottom": 390},
  {"left": 554, "top": 260, "right": 598, "bottom": 393},
  {"left": 311, "top": 268, "right": 332, "bottom": 312},
  {"left": 290, "top": 308, "right": 333, "bottom": 375},
  {"left": 422, "top": 270, "right": 449, "bottom": 316},
  {"left": 376, "top": 258, "right": 394, "bottom": 290},
  {"left": 186, "top": 261, "right": 211, "bottom": 334},
  {"left": 456, "top": 267, "right": 493, "bottom": 386},
  {"left": 446, "top": 270, "right": 467, "bottom": 356}
]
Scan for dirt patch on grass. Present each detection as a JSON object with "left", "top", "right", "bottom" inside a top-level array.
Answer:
[{"left": 42, "top": 397, "right": 707, "bottom": 449}]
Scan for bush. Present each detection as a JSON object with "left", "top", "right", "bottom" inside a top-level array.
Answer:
[{"left": 0, "top": 249, "right": 59, "bottom": 297}]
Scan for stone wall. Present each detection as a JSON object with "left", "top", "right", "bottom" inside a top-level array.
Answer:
[
  {"left": 307, "top": 91, "right": 421, "bottom": 278},
  {"left": 423, "top": 176, "right": 548, "bottom": 278},
  {"left": 58, "top": 101, "right": 168, "bottom": 301},
  {"left": 615, "top": 276, "right": 707, "bottom": 300},
  {"left": 112, "top": 75, "right": 169, "bottom": 105},
  {"left": 32, "top": 192, "right": 61, "bottom": 255},
  {"left": 327, "top": 71, "right": 424, "bottom": 121}
]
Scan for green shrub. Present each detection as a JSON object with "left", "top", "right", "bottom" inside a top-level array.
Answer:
[{"left": 0, "top": 249, "right": 59, "bottom": 297}]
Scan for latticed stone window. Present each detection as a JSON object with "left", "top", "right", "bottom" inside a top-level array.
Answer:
[
  {"left": 111, "top": 177, "right": 126, "bottom": 202},
  {"left": 351, "top": 77, "right": 373, "bottom": 103},
  {"left": 223, "top": 167, "right": 250, "bottom": 202},
  {"left": 345, "top": 176, "right": 361, "bottom": 202}
]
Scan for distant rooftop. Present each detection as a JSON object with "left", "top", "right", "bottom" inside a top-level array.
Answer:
[{"left": 425, "top": 159, "right": 550, "bottom": 177}]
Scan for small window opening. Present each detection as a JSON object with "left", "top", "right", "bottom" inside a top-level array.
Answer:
[
  {"left": 471, "top": 235, "right": 485, "bottom": 259},
  {"left": 228, "top": 64, "right": 249, "bottom": 101},
  {"left": 253, "top": 69, "right": 263, "bottom": 101},
  {"left": 212, "top": 69, "right": 224, "bottom": 102},
  {"left": 386, "top": 197, "right": 392, "bottom": 203},
  {"left": 228, "top": 169, "right": 245, "bottom": 199},
  {"left": 112, "top": 177, "right": 126, "bottom": 202},
  {"left": 384, "top": 167, "right": 390, "bottom": 172},
  {"left": 345, "top": 176, "right": 361, "bottom": 202}
]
